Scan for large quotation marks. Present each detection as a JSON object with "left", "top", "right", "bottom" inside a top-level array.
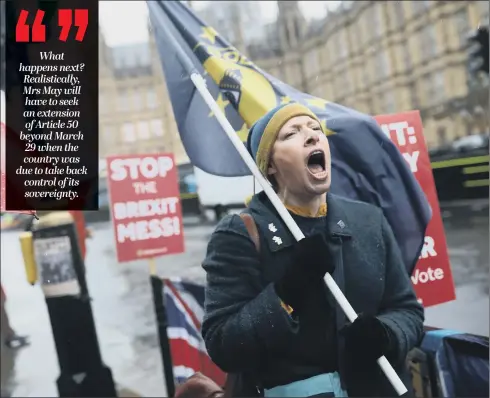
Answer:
[
  {"left": 58, "top": 9, "right": 88, "bottom": 42},
  {"left": 15, "top": 9, "right": 88, "bottom": 42},
  {"left": 16, "top": 9, "right": 45, "bottom": 42}
]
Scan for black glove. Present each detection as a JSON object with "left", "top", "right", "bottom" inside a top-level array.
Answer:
[
  {"left": 341, "top": 314, "right": 395, "bottom": 366},
  {"left": 274, "top": 234, "right": 334, "bottom": 311}
]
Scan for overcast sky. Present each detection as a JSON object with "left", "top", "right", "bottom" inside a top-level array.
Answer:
[{"left": 99, "top": 1, "right": 340, "bottom": 47}]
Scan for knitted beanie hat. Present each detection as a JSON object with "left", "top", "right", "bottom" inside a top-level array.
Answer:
[{"left": 246, "top": 103, "right": 323, "bottom": 176}]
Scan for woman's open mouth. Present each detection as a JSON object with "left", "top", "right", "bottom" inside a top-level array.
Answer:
[{"left": 306, "top": 150, "right": 328, "bottom": 180}]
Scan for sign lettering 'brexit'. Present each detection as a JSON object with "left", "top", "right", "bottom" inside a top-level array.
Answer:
[
  {"left": 375, "top": 111, "right": 456, "bottom": 307},
  {"left": 107, "top": 154, "right": 185, "bottom": 263}
]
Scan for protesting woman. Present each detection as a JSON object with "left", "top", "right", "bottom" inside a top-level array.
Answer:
[{"left": 201, "top": 103, "right": 424, "bottom": 397}]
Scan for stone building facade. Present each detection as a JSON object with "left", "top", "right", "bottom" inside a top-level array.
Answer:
[
  {"left": 99, "top": 1, "right": 489, "bottom": 162},
  {"left": 251, "top": 1, "right": 489, "bottom": 148}
]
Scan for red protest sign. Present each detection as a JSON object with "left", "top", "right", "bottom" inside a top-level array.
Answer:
[
  {"left": 107, "top": 153, "right": 185, "bottom": 263},
  {"left": 375, "top": 111, "right": 456, "bottom": 307}
]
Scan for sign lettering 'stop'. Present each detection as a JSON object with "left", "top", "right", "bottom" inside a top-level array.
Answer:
[
  {"left": 109, "top": 156, "right": 174, "bottom": 181},
  {"left": 106, "top": 153, "right": 184, "bottom": 263}
]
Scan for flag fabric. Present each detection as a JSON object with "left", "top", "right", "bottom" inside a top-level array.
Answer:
[
  {"left": 162, "top": 277, "right": 226, "bottom": 387},
  {"left": 147, "top": 1, "right": 431, "bottom": 274}
]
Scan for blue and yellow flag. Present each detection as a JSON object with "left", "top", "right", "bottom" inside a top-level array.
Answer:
[{"left": 147, "top": 1, "right": 431, "bottom": 274}]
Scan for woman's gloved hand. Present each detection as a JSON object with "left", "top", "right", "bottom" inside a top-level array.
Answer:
[
  {"left": 274, "top": 234, "right": 335, "bottom": 312},
  {"left": 341, "top": 313, "right": 395, "bottom": 366}
]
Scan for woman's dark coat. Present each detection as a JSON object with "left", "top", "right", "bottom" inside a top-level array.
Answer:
[{"left": 201, "top": 192, "right": 424, "bottom": 397}]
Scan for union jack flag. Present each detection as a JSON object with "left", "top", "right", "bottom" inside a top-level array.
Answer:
[{"left": 162, "top": 278, "right": 226, "bottom": 387}]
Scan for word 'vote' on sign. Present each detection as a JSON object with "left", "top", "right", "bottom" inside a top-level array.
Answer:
[
  {"left": 375, "top": 111, "right": 456, "bottom": 308},
  {"left": 107, "top": 154, "right": 185, "bottom": 263}
]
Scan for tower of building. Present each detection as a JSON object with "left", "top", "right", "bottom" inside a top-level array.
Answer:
[{"left": 277, "top": 1, "right": 307, "bottom": 51}]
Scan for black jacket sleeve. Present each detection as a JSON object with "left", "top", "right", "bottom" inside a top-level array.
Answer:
[
  {"left": 201, "top": 214, "right": 299, "bottom": 373},
  {"left": 376, "top": 213, "right": 425, "bottom": 366}
]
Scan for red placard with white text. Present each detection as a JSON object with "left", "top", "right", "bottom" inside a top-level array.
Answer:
[
  {"left": 374, "top": 111, "right": 456, "bottom": 307},
  {"left": 107, "top": 153, "right": 185, "bottom": 263}
]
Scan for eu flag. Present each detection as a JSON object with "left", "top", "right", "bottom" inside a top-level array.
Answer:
[{"left": 147, "top": 1, "right": 431, "bottom": 274}]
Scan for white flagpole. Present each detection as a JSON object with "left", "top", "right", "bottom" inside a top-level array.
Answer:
[{"left": 148, "top": 2, "right": 407, "bottom": 395}]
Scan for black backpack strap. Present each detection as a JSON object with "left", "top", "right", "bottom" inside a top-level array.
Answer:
[
  {"left": 223, "top": 374, "right": 236, "bottom": 398},
  {"left": 223, "top": 373, "right": 263, "bottom": 398},
  {"left": 229, "top": 213, "right": 263, "bottom": 397}
]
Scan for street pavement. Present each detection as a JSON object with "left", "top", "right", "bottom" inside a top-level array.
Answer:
[{"left": 0, "top": 205, "right": 488, "bottom": 397}]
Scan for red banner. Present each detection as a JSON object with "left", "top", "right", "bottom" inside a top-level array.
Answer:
[
  {"left": 375, "top": 111, "right": 456, "bottom": 307},
  {"left": 107, "top": 153, "right": 185, "bottom": 263}
]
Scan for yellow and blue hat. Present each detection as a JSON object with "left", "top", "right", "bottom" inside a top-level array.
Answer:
[{"left": 246, "top": 103, "right": 323, "bottom": 176}]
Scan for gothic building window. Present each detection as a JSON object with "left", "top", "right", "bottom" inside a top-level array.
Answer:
[
  {"left": 375, "top": 50, "right": 391, "bottom": 79},
  {"left": 477, "top": 1, "right": 489, "bottom": 23},
  {"left": 392, "top": 2, "right": 405, "bottom": 29},
  {"left": 403, "top": 40, "right": 413, "bottom": 71},
  {"left": 102, "top": 126, "right": 115, "bottom": 146},
  {"left": 150, "top": 119, "right": 164, "bottom": 136},
  {"left": 121, "top": 122, "right": 136, "bottom": 143},
  {"left": 412, "top": 0, "right": 430, "bottom": 17},
  {"left": 293, "top": 18, "right": 301, "bottom": 42},
  {"left": 137, "top": 120, "right": 150, "bottom": 140},
  {"left": 372, "top": 3, "right": 383, "bottom": 38},
  {"left": 339, "top": 30, "right": 349, "bottom": 59},
  {"left": 420, "top": 25, "right": 437, "bottom": 62},
  {"left": 132, "top": 89, "right": 142, "bottom": 111},
  {"left": 422, "top": 71, "right": 445, "bottom": 106},
  {"left": 432, "top": 72, "right": 446, "bottom": 104},
  {"left": 146, "top": 88, "right": 158, "bottom": 109},
  {"left": 117, "top": 90, "right": 129, "bottom": 112},
  {"left": 409, "top": 82, "right": 420, "bottom": 109},
  {"left": 285, "top": 24, "right": 291, "bottom": 48},
  {"left": 453, "top": 7, "right": 470, "bottom": 49},
  {"left": 381, "top": 91, "right": 396, "bottom": 114},
  {"left": 437, "top": 127, "right": 448, "bottom": 146}
]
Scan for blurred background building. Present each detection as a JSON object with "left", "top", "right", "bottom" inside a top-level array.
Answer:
[
  {"left": 98, "top": 28, "right": 188, "bottom": 164},
  {"left": 192, "top": 1, "right": 264, "bottom": 54},
  {"left": 97, "top": 26, "right": 192, "bottom": 214},
  {"left": 98, "top": 0, "right": 488, "bottom": 159},
  {"left": 248, "top": 0, "right": 489, "bottom": 148}
]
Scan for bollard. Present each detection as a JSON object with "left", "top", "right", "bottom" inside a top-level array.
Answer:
[
  {"left": 150, "top": 275, "right": 176, "bottom": 397},
  {"left": 19, "top": 231, "right": 37, "bottom": 285},
  {"left": 31, "top": 211, "right": 117, "bottom": 397}
]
